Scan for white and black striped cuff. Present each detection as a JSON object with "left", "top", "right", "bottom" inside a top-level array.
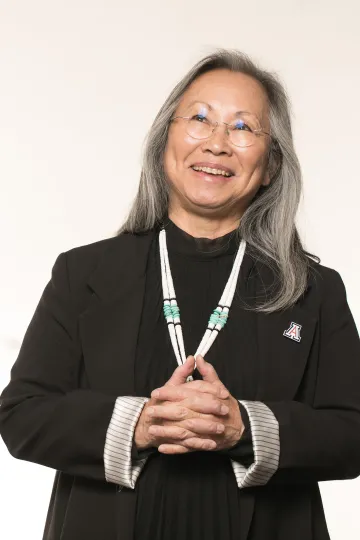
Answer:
[
  {"left": 231, "top": 400, "right": 280, "bottom": 489},
  {"left": 104, "top": 396, "right": 149, "bottom": 489}
]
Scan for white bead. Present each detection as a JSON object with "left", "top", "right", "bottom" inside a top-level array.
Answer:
[{"left": 159, "top": 228, "right": 246, "bottom": 373}]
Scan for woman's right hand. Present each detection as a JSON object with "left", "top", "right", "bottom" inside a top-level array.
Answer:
[{"left": 134, "top": 356, "right": 229, "bottom": 451}]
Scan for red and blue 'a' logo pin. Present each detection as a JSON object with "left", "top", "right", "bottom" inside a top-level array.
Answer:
[{"left": 283, "top": 322, "right": 302, "bottom": 342}]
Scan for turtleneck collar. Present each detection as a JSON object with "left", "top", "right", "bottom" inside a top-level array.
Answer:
[{"left": 161, "top": 216, "right": 240, "bottom": 260}]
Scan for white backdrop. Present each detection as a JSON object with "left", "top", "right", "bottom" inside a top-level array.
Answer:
[{"left": 1, "top": 1, "right": 359, "bottom": 538}]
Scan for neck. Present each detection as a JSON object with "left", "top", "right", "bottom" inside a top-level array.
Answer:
[{"left": 167, "top": 207, "right": 241, "bottom": 239}]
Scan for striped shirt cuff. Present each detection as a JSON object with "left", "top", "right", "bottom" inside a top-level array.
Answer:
[
  {"left": 104, "top": 396, "right": 149, "bottom": 489},
  {"left": 231, "top": 400, "right": 280, "bottom": 489}
]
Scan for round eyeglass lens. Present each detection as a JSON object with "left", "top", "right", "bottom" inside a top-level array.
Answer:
[
  {"left": 230, "top": 129, "right": 256, "bottom": 147},
  {"left": 184, "top": 111, "right": 264, "bottom": 147}
]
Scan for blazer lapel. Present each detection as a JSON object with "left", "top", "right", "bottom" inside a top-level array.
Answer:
[
  {"left": 254, "top": 260, "right": 318, "bottom": 401},
  {"left": 79, "top": 231, "right": 318, "bottom": 403},
  {"left": 78, "top": 231, "right": 155, "bottom": 397}
]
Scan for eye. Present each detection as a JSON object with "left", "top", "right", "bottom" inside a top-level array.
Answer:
[
  {"left": 234, "top": 120, "right": 252, "bottom": 132},
  {"left": 192, "top": 114, "right": 208, "bottom": 123}
]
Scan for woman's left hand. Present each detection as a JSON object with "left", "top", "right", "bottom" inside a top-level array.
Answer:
[{"left": 149, "top": 355, "right": 245, "bottom": 454}]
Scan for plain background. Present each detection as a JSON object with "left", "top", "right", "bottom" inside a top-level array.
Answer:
[{"left": 1, "top": 1, "right": 359, "bottom": 538}]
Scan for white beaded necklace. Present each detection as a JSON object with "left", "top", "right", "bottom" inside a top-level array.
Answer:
[{"left": 159, "top": 227, "right": 247, "bottom": 381}]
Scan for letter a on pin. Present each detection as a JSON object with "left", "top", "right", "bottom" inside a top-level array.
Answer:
[{"left": 283, "top": 322, "right": 302, "bottom": 342}]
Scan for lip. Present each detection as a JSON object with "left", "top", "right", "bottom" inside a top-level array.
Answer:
[
  {"left": 190, "top": 162, "right": 235, "bottom": 175},
  {"left": 190, "top": 168, "right": 232, "bottom": 183}
]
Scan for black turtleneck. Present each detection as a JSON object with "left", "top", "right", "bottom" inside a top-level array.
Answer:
[{"left": 133, "top": 217, "right": 257, "bottom": 540}]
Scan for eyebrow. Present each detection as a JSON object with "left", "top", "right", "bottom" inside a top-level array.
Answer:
[{"left": 184, "top": 100, "right": 258, "bottom": 118}]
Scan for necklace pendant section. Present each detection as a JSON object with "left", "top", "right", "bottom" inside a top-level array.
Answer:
[{"left": 159, "top": 228, "right": 247, "bottom": 371}]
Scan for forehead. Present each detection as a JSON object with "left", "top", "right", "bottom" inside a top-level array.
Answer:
[{"left": 178, "top": 69, "right": 269, "bottom": 122}]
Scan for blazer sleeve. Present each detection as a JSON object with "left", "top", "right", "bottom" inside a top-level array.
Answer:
[
  {"left": 232, "top": 269, "right": 360, "bottom": 488},
  {"left": 216, "top": 402, "right": 254, "bottom": 466},
  {"left": 0, "top": 252, "right": 146, "bottom": 487},
  {"left": 104, "top": 396, "right": 152, "bottom": 488}
]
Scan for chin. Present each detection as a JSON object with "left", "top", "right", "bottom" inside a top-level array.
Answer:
[{"left": 185, "top": 191, "right": 230, "bottom": 211}]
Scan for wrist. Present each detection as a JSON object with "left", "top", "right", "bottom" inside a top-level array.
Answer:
[
  {"left": 134, "top": 422, "right": 149, "bottom": 450},
  {"left": 134, "top": 405, "right": 152, "bottom": 450},
  {"left": 232, "top": 397, "right": 245, "bottom": 442}
]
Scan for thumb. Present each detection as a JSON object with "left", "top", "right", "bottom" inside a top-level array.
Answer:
[
  {"left": 195, "top": 355, "right": 221, "bottom": 384},
  {"left": 165, "top": 355, "right": 195, "bottom": 386}
]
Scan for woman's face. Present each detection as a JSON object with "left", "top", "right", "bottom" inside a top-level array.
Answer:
[{"left": 164, "top": 69, "right": 271, "bottom": 218}]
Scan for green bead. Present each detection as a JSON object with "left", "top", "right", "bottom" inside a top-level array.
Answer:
[{"left": 163, "top": 305, "right": 173, "bottom": 318}]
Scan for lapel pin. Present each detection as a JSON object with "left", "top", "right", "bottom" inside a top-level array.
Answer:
[{"left": 283, "top": 321, "right": 302, "bottom": 342}]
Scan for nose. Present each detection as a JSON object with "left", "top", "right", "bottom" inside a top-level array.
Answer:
[{"left": 201, "top": 123, "right": 232, "bottom": 155}]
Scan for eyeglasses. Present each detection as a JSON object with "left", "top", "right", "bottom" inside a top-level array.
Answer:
[{"left": 171, "top": 114, "right": 271, "bottom": 148}]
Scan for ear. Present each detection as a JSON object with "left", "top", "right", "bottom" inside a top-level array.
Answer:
[
  {"left": 261, "top": 148, "right": 272, "bottom": 187},
  {"left": 262, "top": 170, "right": 270, "bottom": 186},
  {"left": 265, "top": 140, "right": 283, "bottom": 185},
  {"left": 262, "top": 170, "right": 271, "bottom": 187}
]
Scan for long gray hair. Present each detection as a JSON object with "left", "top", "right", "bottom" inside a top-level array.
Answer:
[{"left": 118, "top": 48, "right": 320, "bottom": 313}]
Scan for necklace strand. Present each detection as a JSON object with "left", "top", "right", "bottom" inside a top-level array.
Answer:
[{"left": 159, "top": 228, "right": 246, "bottom": 381}]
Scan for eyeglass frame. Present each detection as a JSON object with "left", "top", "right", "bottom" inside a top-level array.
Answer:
[{"left": 170, "top": 115, "right": 272, "bottom": 147}]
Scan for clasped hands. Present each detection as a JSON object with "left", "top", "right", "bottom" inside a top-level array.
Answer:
[{"left": 134, "top": 355, "right": 245, "bottom": 454}]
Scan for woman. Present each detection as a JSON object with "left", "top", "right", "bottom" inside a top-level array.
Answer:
[{"left": 1, "top": 49, "right": 360, "bottom": 540}]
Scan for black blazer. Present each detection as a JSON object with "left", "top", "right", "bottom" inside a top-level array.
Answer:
[{"left": 1, "top": 230, "right": 360, "bottom": 540}]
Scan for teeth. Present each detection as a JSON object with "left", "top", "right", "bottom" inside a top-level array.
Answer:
[{"left": 192, "top": 166, "right": 232, "bottom": 177}]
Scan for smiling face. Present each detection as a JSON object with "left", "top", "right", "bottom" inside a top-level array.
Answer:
[{"left": 164, "top": 69, "right": 271, "bottom": 220}]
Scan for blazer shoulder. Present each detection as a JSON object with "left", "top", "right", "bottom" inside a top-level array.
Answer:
[
  {"left": 54, "top": 233, "right": 137, "bottom": 306},
  {"left": 64, "top": 232, "right": 142, "bottom": 278},
  {"left": 58, "top": 231, "right": 154, "bottom": 306},
  {"left": 65, "top": 234, "right": 121, "bottom": 267},
  {"left": 308, "top": 257, "right": 347, "bottom": 302}
]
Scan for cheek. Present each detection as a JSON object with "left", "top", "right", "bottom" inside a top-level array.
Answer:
[
  {"left": 164, "top": 137, "right": 200, "bottom": 178},
  {"left": 236, "top": 146, "right": 268, "bottom": 177}
]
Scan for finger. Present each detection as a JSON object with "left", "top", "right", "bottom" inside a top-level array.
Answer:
[
  {"left": 185, "top": 380, "right": 229, "bottom": 399},
  {"left": 148, "top": 424, "right": 193, "bottom": 441},
  {"left": 184, "top": 395, "right": 229, "bottom": 416},
  {"left": 182, "top": 417, "right": 225, "bottom": 435},
  {"left": 147, "top": 404, "right": 188, "bottom": 421},
  {"left": 152, "top": 380, "right": 229, "bottom": 402},
  {"left": 152, "top": 383, "right": 227, "bottom": 402},
  {"left": 165, "top": 355, "right": 195, "bottom": 387},
  {"left": 195, "top": 355, "right": 222, "bottom": 384},
  {"left": 158, "top": 438, "right": 217, "bottom": 453},
  {"left": 151, "top": 385, "right": 187, "bottom": 401},
  {"left": 158, "top": 444, "right": 190, "bottom": 454},
  {"left": 181, "top": 437, "right": 217, "bottom": 450}
]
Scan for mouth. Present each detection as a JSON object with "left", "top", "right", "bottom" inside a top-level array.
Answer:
[{"left": 190, "top": 165, "right": 234, "bottom": 179}]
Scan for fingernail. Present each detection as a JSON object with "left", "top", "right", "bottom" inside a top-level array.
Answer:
[
  {"left": 147, "top": 407, "right": 155, "bottom": 415},
  {"left": 208, "top": 441, "right": 217, "bottom": 449},
  {"left": 152, "top": 390, "right": 160, "bottom": 398},
  {"left": 221, "top": 405, "right": 229, "bottom": 414},
  {"left": 220, "top": 389, "right": 229, "bottom": 399},
  {"left": 217, "top": 424, "right": 225, "bottom": 433}
]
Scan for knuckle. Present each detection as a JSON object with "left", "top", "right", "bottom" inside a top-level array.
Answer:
[
  {"left": 216, "top": 383, "right": 225, "bottom": 394},
  {"left": 179, "top": 429, "right": 188, "bottom": 440},
  {"left": 201, "top": 439, "right": 211, "bottom": 449},
  {"left": 151, "top": 426, "right": 160, "bottom": 437},
  {"left": 214, "top": 400, "right": 222, "bottom": 412},
  {"left": 190, "top": 439, "right": 200, "bottom": 448},
  {"left": 178, "top": 407, "right": 187, "bottom": 418},
  {"left": 204, "top": 439, "right": 215, "bottom": 450}
]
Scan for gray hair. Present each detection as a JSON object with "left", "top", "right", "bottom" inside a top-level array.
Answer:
[{"left": 118, "top": 48, "right": 320, "bottom": 313}]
